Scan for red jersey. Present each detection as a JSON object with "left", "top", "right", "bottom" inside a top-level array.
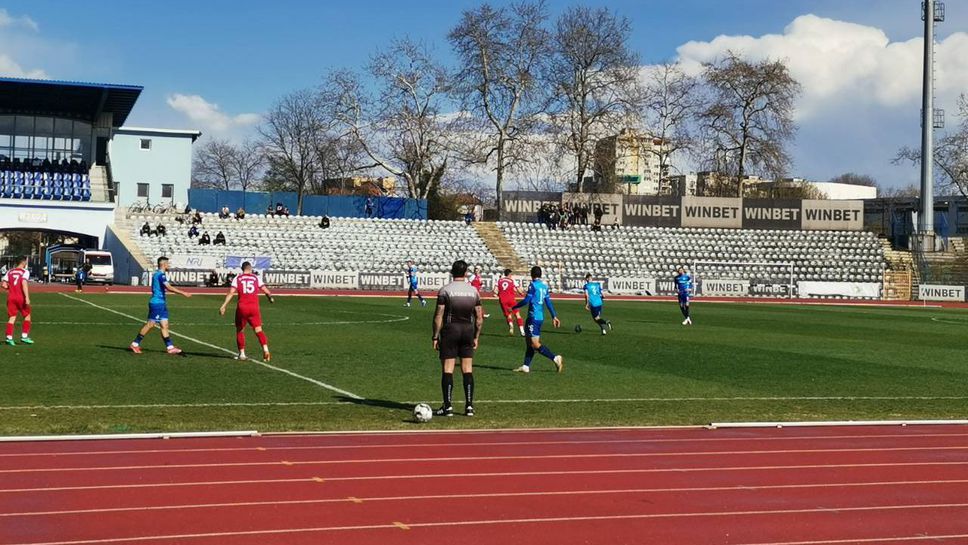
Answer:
[
  {"left": 3, "top": 268, "right": 29, "bottom": 301},
  {"left": 497, "top": 277, "right": 517, "bottom": 301},
  {"left": 232, "top": 273, "right": 264, "bottom": 308},
  {"left": 469, "top": 274, "right": 483, "bottom": 293}
]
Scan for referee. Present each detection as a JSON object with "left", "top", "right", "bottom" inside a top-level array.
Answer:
[{"left": 432, "top": 260, "right": 484, "bottom": 417}]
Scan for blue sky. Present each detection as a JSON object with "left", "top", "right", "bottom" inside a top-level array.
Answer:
[{"left": 1, "top": 0, "right": 965, "bottom": 189}]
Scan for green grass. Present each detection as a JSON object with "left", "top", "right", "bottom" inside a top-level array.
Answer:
[{"left": 2, "top": 292, "right": 967, "bottom": 435}]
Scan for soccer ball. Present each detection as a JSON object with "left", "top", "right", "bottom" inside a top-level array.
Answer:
[
  {"left": 413, "top": 403, "right": 433, "bottom": 423},
  {"left": 574, "top": 324, "right": 582, "bottom": 333}
]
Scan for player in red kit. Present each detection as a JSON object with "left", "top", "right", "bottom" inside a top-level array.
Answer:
[
  {"left": 219, "top": 262, "right": 274, "bottom": 361},
  {"left": 2, "top": 256, "right": 33, "bottom": 346},
  {"left": 496, "top": 268, "right": 525, "bottom": 336},
  {"left": 468, "top": 266, "right": 490, "bottom": 319}
]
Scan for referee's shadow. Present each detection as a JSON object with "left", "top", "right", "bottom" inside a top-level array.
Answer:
[{"left": 335, "top": 396, "right": 413, "bottom": 411}]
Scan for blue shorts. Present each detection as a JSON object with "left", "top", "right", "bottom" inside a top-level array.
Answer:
[
  {"left": 526, "top": 318, "right": 543, "bottom": 338},
  {"left": 147, "top": 302, "right": 169, "bottom": 322},
  {"left": 589, "top": 305, "right": 603, "bottom": 317},
  {"left": 678, "top": 292, "right": 690, "bottom": 304},
  {"left": 409, "top": 282, "right": 418, "bottom": 291}
]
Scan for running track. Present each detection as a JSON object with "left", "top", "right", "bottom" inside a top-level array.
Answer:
[{"left": 4, "top": 425, "right": 968, "bottom": 544}]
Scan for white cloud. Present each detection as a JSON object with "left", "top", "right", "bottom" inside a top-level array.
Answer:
[
  {"left": 0, "top": 53, "right": 47, "bottom": 78},
  {"left": 166, "top": 93, "right": 261, "bottom": 133},
  {"left": 0, "top": 9, "right": 38, "bottom": 31},
  {"left": 666, "top": 14, "right": 968, "bottom": 187}
]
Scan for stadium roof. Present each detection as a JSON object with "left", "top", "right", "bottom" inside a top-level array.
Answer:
[{"left": 0, "top": 77, "right": 143, "bottom": 127}]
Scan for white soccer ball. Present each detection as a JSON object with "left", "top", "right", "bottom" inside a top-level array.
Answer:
[{"left": 413, "top": 403, "right": 433, "bottom": 423}]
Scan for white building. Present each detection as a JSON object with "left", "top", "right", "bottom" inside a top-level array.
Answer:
[
  {"left": 595, "top": 129, "right": 669, "bottom": 195},
  {"left": 110, "top": 127, "right": 201, "bottom": 207}
]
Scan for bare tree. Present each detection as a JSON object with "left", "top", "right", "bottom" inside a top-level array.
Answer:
[
  {"left": 449, "top": 0, "right": 550, "bottom": 214},
  {"left": 191, "top": 138, "right": 236, "bottom": 190},
  {"left": 643, "top": 62, "right": 700, "bottom": 183},
  {"left": 699, "top": 51, "right": 801, "bottom": 184},
  {"left": 231, "top": 140, "right": 266, "bottom": 193},
  {"left": 894, "top": 93, "right": 968, "bottom": 198},
  {"left": 828, "top": 172, "right": 877, "bottom": 187},
  {"left": 546, "top": 6, "right": 642, "bottom": 192},
  {"left": 257, "top": 89, "right": 328, "bottom": 213},
  {"left": 329, "top": 40, "right": 463, "bottom": 200}
]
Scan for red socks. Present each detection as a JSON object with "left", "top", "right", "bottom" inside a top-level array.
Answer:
[
  {"left": 236, "top": 329, "right": 246, "bottom": 350},
  {"left": 22, "top": 320, "right": 30, "bottom": 336},
  {"left": 256, "top": 331, "right": 268, "bottom": 348},
  {"left": 4, "top": 323, "right": 12, "bottom": 338}
]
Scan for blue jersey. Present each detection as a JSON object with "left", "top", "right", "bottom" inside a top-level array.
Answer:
[
  {"left": 406, "top": 266, "right": 418, "bottom": 287},
  {"left": 150, "top": 270, "right": 169, "bottom": 305},
  {"left": 675, "top": 273, "right": 692, "bottom": 295},
  {"left": 514, "top": 279, "right": 557, "bottom": 322},
  {"left": 584, "top": 281, "right": 604, "bottom": 307}
]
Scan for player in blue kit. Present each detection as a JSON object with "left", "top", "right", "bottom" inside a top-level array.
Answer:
[
  {"left": 674, "top": 266, "right": 693, "bottom": 326},
  {"left": 513, "top": 266, "right": 564, "bottom": 373},
  {"left": 404, "top": 260, "right": 426, "bottom": 308},
  {"left": 583, "top": 273, "right": 612, "bottom": 335},
  {"left": 130, "top": 256, "right": 193, "bottom": 355}
]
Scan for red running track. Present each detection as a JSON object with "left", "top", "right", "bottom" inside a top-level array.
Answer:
[{"left": 3, "top": 425, "right": 968, "bottom": 545}]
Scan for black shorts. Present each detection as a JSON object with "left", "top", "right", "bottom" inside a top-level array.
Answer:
[{"left": 439, "top": 323, "right": 476, "bottom": 360}]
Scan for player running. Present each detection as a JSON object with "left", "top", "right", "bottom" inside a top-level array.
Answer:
[
  {"left": 404, "top": 260, "right": 426, "bottom": 308},
  {"left": 496, "top": 269, "right": 525, "bottom": 336},
  {"left": 583, "top": 273, "right": 612, "bottom": 335},
  {"left": 467, "top": 266, "right": 490, "bottom": 318},
  {"left": 675, "top": 266, "right": 693, "bottom": 325},
  {"left": 219, "top": 262, "right": 274, "bottom": 361},
  {"left": 130, "top": 256, "right": 192, "bottom": 355},
  {"left": 2, "top": 257, "right": 33, "bottom": 346},
  {"left": 513, "top": 266, "right": 564, "bottom": 373}
]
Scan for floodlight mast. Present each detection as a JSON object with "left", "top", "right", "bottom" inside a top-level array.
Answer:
[{"left": 918, "top": 0, "right": 944, "bottom": 251}]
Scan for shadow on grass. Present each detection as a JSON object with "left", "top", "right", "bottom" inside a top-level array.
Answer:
[{"left": 95, "top": 344, "right": 228, "bottom": 360}]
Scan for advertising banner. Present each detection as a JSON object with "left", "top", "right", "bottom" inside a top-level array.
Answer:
[
  {"left": 169, "top": 255, "right": 219, "bottom": 270},
  {"left": 749, "top": 283, "right": 795, "bottom": 297},
  {"left": 623, "top": 196, "right": 681, "bottom": 227},
  {"left": 654, "top": 278, "right": 681, "bottom": 296},
  {"left": 681, "top": 196, "right": 743, "bottom": 228},
  {"left": 262, "top": 270, "right": 313, "bottom": 288},
  {"left": 798, "top": 281, "right": 880, "bottom": 298},
  {"left": 225, "top": 256, "right": 272, "bottom": 270},
  {"left": 562, "top": 192, "right": 624, "bottom": 225},
  {"left": 605, "top": 277, "right": 655, "bottom": 294},
  {"left": 741, "top": 199, "right": 802, "bottom": 230},
  {"left": 358, "top": 272, "right": 406, "bottom": 291},
  {"left": 165, "top": 269, "right": 211, "bottom": 287},
  {"left": 918, "top": 284, "right": 967, "bottom": 302},
  {"left": 801, "top": 200, "right": 863, "bottom": 231},
  {"left": 562, "top": 275, "right": 590, "bottom": 291},
  {"left": 501, "top": 191, "right": 562, "bottom": 223},
  {"left": 699, "top": 278, "right": 750, "bottom": 297},
  {"left": 417, "top": 272, "right": 451, "bottom": 292},
  {"left": 309, "top": 270, "right": 359, "bottom": 290}
]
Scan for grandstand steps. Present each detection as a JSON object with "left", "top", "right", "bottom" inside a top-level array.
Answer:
[
  {"left": 473, "top": 222, "right": 529, "bottom": 274},
  {"left": 90, "top": 165, "right": 110, "bottom": 203},
  {"left": 878, "top": 239, "right": 915, "bottom": 300},
  {"left": 918, "top": 251, "right": 968, "bottom": 287},
  {"left": 111, "top": 211, "right": 152, "bottom": 271}
]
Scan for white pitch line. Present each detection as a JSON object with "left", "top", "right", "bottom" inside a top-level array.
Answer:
[
  {"left": 4, "top": 479, "right": 968, "bottom": 518},
  {"left": 5, "top": 445, "right": 968, "bottom": 475},
  {"left": 7, "top": 460, "right": 968, "bottom": 494},
  {"left": 735, "top": 534, "right": 968, "bottom": 545},
  {"left": 4, "top": 394, "right": 968, "bottom": 412},
  {"left": 59, "top": 294, "right": 363, "bottom": 400},
  {"left": 3, "top": 431, "right": 967, "bottom": 459},
  {"left": 9, "top": 503, "right": 968, "bottom": 545}
]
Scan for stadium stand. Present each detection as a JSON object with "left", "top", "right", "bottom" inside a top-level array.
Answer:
[
  {"left": 498, "top": 222, "right": 887, "bottom": 290},
  {"left": 122, "top": 213, "right": 502, "bottom": 274},
  {"left": 0, "top": 158, "right": 92, "bottom": 202}
]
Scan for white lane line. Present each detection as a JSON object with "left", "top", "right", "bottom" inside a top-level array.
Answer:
[
  {"left": 4, "top": 479, "right": 968, "bottom": 518},
  {"left": 9, "top": 503, "right": 968, "bottom": 545},
  {"left": 736, "top": 534, "right": 968, "bottom": 545},
  {"left": 7, "top": 461, "right": 968, "bottom": 494},
  {"left": 3, "top": 431, "right": 967, "bottom": 459},
  {"left": 4, "top": 394, "right": 968, "bottom": 412},
  {"left": 5, "top": 445, "right": 968, "bottom": 475},
  {"left": 59, "top": 294, "right": 363, "bottom": 400}
]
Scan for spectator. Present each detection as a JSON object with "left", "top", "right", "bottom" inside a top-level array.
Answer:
[
  {"left": 593, "top": 204, "right": 604, "bottom": 223},
  {"left": 319, "top": 215, "right": 331, "bottom": 229},
  {"left": 140, "top": 222, "right": 151, "bottom": 236},
  {"left": 188, "top": 224, "right": 199, "bottom": 238},
  {"left": 225, "top": 271, "right": 237, "bottom": 287},
  {"left": 281, "top": 206, "right": 290, "bottom": 218},
  {"left": 610, "top": 218, "right": 620, "bottom": 230},
  {"left": 156, "top": 223, "right": 167, "bottom": 236},
  {"left": 214, "top": 231, "right": 227, "bottom": 245},
  {"left": 219, "top": 206, "right": 231, "bottom": 219},
  {"left": 192, "top": 210, "right": 202, "bottom": 225},
  {"left": 266, "top": 204, "right": 275, "bottom": 216},
  {"left": 364, "top": 197, "right": 374, "bottom": 218},
  {"left": 206, "top": 270, "right": 219, "bottom": 288},
  {"left": 235, "top": 207, "right": 246, "bottom": 220},
  {"left": 591, "top": 217, "right": 602, "bottom": 232},
  {"left": 464, "top": 211, "right": 474, "bottom": 226},
  {"left": 275, "top": 202, "right": 285, "bottom": 215},
  {"left": 199, "top": 231, "right": 211, "bottom": 245}
]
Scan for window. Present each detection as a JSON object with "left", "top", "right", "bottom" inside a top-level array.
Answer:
[
  {"left": 140, "top": 139, "right": 152, "bottom": 150},
  {"left": 137, "top": 183, "right": 150, "bottom": 198},
  {"left": 161, "top": 184, "right": 174, "bottom": 199}
]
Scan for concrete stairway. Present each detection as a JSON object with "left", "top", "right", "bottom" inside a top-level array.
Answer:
[
  {"left": 89, "top": 165, "right": 111, "bottom": 203},
  {"left": 473, "top": 222, "right": 529, "bottom": 273},
  {"left": 111, "top": 210, "right": 153, "bottom": 271},
  {"left": 878, "top": 239, "right": 915, "bottom": 300}
]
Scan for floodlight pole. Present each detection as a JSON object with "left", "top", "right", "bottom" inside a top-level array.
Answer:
[{"left": 918, "top": 0, "right": 939, "bottom": 251}]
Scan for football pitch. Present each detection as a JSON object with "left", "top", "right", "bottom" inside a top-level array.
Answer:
[{"left": 2, "top": 292, "right": 967, "bottom": 436}]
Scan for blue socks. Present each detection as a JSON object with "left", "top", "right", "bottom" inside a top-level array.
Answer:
[
  {"left": 133, "top": 334, "right": 144, "bottom": 345},
  {"left": 163, "top": 336, "right": 174, "bottom": 348},
  {"left": 538, "top": 346, "right": 556, "bottom": 361}
]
